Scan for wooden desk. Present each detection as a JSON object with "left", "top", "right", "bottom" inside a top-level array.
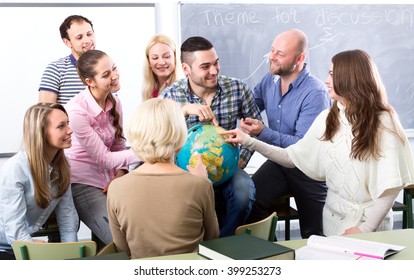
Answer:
[{"left": 140, "top": 229, "right": 414, "bottom": 260}]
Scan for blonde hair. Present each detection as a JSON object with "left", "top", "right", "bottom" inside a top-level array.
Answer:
[
  {"left": 23, "top": 103, "right": 71, "bottom": 208},
  {"left": 142, "top": 34, "right": 180, "bottom": 101},
  {"left": 127, "top": 99, "right": 187, "bottom": 163}
]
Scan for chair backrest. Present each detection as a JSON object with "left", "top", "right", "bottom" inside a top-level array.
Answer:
[
  {"left": 96, "top": 241, "right": 117, "bottom": 256},
  {"left": 12, "top": 240, "right": 97, "bottom": 260},
  {"left": 235, "top": 212, "right": 278, "bottom": 241}
]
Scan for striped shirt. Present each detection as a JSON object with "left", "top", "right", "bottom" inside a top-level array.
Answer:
[
  {"left": 160, "top": 75, "right": 262, "bottom": 164},
  {"left": 38, "top": 54, "right": 86, "bottom": 105}
]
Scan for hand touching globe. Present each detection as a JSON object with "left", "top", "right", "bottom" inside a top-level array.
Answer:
[{"left": 176, "top": 124, "right": 240, "bottom": 186}]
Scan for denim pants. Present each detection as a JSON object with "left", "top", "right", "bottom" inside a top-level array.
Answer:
[
  {"left": 215, "top": 168, "right": 256, "bottom": 237},
  {"left": 71, "top": 183, "right": 113, "bottom": 245}
]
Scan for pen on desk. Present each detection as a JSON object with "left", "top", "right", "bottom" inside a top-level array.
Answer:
[{"left": 354, "top": 252, "right": 383, "bottom": 260}]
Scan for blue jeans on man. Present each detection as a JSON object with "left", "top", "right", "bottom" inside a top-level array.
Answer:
[{"left": 214, "top": 168, "right": 256, "bottom": 237}]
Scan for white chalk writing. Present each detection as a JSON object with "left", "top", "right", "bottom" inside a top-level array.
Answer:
[{"left": 200, "top": 9, "right": 259, "bottom": 26}]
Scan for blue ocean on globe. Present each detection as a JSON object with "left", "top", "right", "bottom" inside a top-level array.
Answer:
[{"left": 176, "top": 124, "right": 239, "bottom": 186}]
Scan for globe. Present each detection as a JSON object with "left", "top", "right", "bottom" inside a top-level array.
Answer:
[{"left": 176, "top": 124, "right": 240, "bottom": 186}]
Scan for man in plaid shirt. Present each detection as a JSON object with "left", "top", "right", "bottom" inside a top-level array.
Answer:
[{"left": 160, "top": 36, "right": 262, "bottom": 237}]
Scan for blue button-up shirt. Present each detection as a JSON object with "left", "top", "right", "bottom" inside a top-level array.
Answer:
[
  {"left": 0, "top": 151, "right": 79, "bottom": 246},
  {"left": 254, "top": 65, "right": 331, "bottom": 148},
  {"left": 161, "top": 75, "right": 262, "bottom": 164}
]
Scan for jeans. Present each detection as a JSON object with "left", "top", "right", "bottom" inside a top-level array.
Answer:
[
  {"left": 71, "top": 183, "right": 113, "bottom": 245},
  {"left": 215, "top": 168, "right": 256, "bottom": 237},
  {"left": 249, "top": 160, "right": 327, "bottom": 238}
]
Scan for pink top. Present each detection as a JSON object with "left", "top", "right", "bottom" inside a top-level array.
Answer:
[
  {"left": 152, "top": 88, "right": 159, "bottom": 98},
  {"left": 65, "top": 88, "right": 139, "bottom": 189}
]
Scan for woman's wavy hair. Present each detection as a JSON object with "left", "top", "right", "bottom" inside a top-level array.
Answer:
[
  {"left": 23, "top": 103, "right": 71, "bottom": 208},
  {"left": 322, "top": 49, "right": 404, "bottom": 161}
]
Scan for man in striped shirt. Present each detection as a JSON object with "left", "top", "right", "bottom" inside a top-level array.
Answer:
[
  {"left": 160, "top": 36, "right": 262, "bottom": 237},
  {"left": 38, "top": 15, "right": 96, "bottom": 105}
]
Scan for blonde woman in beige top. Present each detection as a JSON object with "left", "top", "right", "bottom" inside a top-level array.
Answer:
[{"left": 107, "top": 98, "right": 219, "bottom": 259}]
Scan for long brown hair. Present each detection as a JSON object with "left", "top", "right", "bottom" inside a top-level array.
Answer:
[
  {"left": 23, "top": 103, "right": 71, "bottom": 208},
  {"left": 322, "top": 49, "right": 403, "bottom": 161},
  {"left": 77, "top": 49, "right": 125, "bottom": 140}
]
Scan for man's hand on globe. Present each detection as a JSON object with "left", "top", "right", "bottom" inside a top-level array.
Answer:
[{"left": 182, "top": 103, "right": 219, "bottom": 126}]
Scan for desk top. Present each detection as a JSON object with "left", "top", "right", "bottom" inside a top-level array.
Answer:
[
  {"left": 279, "top": 228, "right": 414, "bottom": 260},
  {"left": 140, "top": 229, "right": 414, "bottom": 260}
]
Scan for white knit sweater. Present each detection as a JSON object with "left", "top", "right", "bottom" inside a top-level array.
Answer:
[{"left": 243, "top": 103, "right": 414, "bottom": 236}]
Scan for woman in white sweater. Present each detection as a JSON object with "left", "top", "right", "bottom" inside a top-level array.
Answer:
[{"left": 223, "top": 49, "right": 414, "bottom": 236}]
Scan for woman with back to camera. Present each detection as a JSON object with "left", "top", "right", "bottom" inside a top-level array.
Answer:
[
  {"left": 107, "top": 98, "right": 219, "bottom": 259},
  {"left": 65, "top": 50, "right": 140, "bottom": 246},
  {"left": 222, "top": 49, "right": 414, "bottom": 236},
  {"left": 142, "top": 34, "right": 181, "bottom": 100},
  {"left": 0, "top": 103, "right": 78, "bottom": 260}
]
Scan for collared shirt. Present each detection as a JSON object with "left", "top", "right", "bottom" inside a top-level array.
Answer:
[
  {"left": 160, "top": 75, "right": 262, "bottom": 164},
  {"left": 254, "top": 65, "right": 331, "bottom": 148},
  {"left": 38, "top": 54, "right": 86, "bottom": 105},
  {"left": 0, "top": 151, "right": 79, "bottom": 246},
  {"left": 64, "top": 88, "right": 139, "bottom": 189}
]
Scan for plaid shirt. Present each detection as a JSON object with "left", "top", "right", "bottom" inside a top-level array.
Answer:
[{"left": 160, "top": 75, "right": 262, "bottom": 164}]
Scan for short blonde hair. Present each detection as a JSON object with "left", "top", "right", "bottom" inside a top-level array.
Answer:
[{"left": 126, "top": 99, "right": 187, "bottom": 163}]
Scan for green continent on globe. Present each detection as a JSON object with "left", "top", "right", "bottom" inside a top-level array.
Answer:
[{"left": 176, "top": 124, "right": 239, "bottom": 187}]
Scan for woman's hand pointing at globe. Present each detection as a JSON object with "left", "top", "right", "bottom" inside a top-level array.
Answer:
[{"left": 219, "top": 128, "right": 248, "bottom": 146}]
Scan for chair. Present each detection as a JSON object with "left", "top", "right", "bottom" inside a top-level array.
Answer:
[
  {"left": 235, "top": 212, "right": 278, "bottom": 241},
  {"left": 270, "top": 193, "right": 299, "bottom": 240},
  {"left": 96, "top": 241, "right": 117, "bottom": 256},
  {"left": 392, "top": 185, "right": 414, "bottom": 229},
  {"left": 12, "top": 240, "right": 97, "bottom": 260}
]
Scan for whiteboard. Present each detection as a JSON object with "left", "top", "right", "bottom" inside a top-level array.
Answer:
[{"left": 0, "top": 3, "right": 156, "bottom": 155}]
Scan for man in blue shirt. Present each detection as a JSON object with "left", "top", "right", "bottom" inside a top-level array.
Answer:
[
  {"left": 241, "top": 29, "right": 331, "bottom": 238},
  {"left": 161, "top": 36, "right": 262, "bottom": 237}
]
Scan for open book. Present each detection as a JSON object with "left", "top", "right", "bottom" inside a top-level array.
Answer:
[{"left": 296, "top": 235, "right": 405, "bottom": 260}]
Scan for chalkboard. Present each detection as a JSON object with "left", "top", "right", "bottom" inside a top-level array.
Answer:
[
  {"left": 180, "top": 4, "right": 414, "bottom": 130},
  {"left": 0, "top": 3, "right": 156, "bottom": 155}
]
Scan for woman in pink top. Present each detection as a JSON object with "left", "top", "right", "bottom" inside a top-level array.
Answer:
[{"left": 65, "top": 50, "right": 140, "bottom": 246}]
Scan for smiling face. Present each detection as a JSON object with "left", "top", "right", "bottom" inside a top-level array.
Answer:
[
  {"left": 269, "top": 34, "right": 303, "bottom": 77},
  {"left": 183, "top": 48, "right": 220, "bottom": 92},
  {"left": 46, "top": 108, "right": 72, "bottom": 150},
  {"left": 148, "top": 42, "right": 176, "bottom": 82},
  {"left": 85, "top": 55, "right": 121, "bottom": 98},
  {"left": 63, "top": 20, "right": 96, "bottom": 60}
]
